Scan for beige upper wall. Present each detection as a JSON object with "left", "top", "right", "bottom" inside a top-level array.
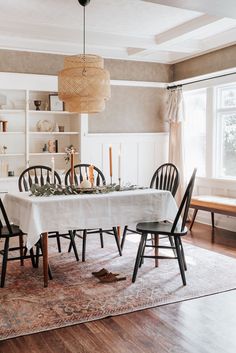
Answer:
[
  {"left": 1, "top": 46, "right": 235, "bottom": 134},
  {"left": 105, "top": 59, "right": 172, "bottom": 82},
  {"left": 89, "top": 86, "right": 168, "bottom": 133},
  {"left": 0, "top": 49, "right": 173, "bottom": 83},
  {"left": 174, "top": 45, "right": 236, "bottom": 81},
  {"left": 0, "top": 46, "right": 234, "bottom": 84},
  {"left": 0, "top": 49, "right": 171, "bottom": 134}
]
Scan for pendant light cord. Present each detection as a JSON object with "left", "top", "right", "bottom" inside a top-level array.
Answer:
[
  {"left": 82, "top": 4, "right": 86, "bottom": 74},
  {"left": 83, "top": 5, "right": 86, "bottom": 57}
]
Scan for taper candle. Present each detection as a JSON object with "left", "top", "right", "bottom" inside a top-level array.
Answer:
[
  {"left": 70, "top": 149, "right": 74, "bottom": 185},
  {"left": 89, "top": 164, "right": 94, "bottom": 186},
  {"left": 109, "top": 146, "right": 113, "bottom": 177},
  {"left": 118, "top": 151, "right": 121, "bottom": 180},
  {"left": 51, "top": 156, "right": 55, "bottom": 184}
]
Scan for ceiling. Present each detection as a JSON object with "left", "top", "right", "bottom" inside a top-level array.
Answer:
[{"left": 0, "top": 0, "right": 235, "bottom": 64}]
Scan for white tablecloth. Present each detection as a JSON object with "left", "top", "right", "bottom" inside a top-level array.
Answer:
[{"left": 4, "top": 189, "right": 178, "bottom": 249}]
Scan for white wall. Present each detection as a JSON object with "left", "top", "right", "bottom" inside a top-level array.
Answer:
[{"left": 81, "top": 131, "right": 169, "bottom": 187}]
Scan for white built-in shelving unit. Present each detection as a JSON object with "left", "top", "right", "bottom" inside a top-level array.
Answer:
[{"left": 0, "top": 73, "right": 81, "bottom": 182}]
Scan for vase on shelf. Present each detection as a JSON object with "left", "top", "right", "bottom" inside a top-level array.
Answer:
[
  {"left": 34, "top": 100, "right": 42, "bottom": 111},
  {"left": 0, "top": 161, "right": 8, "bottom": 177},
  {"left": 42, "top": 143, "right": 48, "bottom": 153},
  {"left": 0, "top": 120, "right": 8, "bottom": 132}
]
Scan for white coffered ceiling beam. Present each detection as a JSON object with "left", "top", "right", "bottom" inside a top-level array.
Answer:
[
  {"left": 142, "top": 0, "right": 236, "bottom": 19},
  {"left": 199, "top": 28, "right": 236, "bottom": 52},
  {"left": 128, "top": 15, "right": 221, "bottom": 57},
  {"left": 0, "top": 21, "right": 172, "bottom": 61},
  {"left": 0, "top": 20, "right": 156, "bottom": 50},
  {"left": 155, "top": 15, "right": 220, "bottom": 44},
  {"left": 165, "top": 28, "right": 236, "bottom": 64},
  {"left": 0, "top": 34, "right": 129, "bottom": 57}
]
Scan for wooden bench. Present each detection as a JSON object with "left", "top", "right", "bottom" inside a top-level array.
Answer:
[{"left": 189, "top": 195, "right": 236, "bottom": 230}]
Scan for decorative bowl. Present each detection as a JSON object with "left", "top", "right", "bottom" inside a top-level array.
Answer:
[{"left": 36, "top": 120, "right": 54, "bottom": 132}]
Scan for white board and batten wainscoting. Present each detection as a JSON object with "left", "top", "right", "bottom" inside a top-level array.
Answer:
[{"left": 80, "top": 126, "right": 169, "bottom": 187}]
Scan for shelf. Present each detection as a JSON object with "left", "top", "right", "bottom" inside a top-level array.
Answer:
[
  {"left": 0, "top": 109, "right": 25, "bottom": 114},
  {"left": 0, "top": 153, "right": 25, "bottom": 157},
  {"left": 29, "top": 132, "right": 78, "bottom": 135},
  {"left": 28, "top": 110, "right": 76, "bottom": 115},
  {"left": 0, "top": 132, "right": 24, "bottom": 135},
  {"left": 0, "top": 176, "right": 18, "bottom": 181},
  {"left": 29, "top": 152, "right": 79, "bottom": 156}
]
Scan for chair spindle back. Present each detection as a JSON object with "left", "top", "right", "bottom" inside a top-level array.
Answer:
[
  {"left": 150, "top": 163, "right": 179, "bottom": 196},
  {"left": 0, "top": 199, "right": 13, "bottom": 235},
  {"left": 171, "top": 168, "right": 197, "bottom": 233},
  {"left": 64, "top": 164, "right": 106, "bottom": 187},
  {"left": 18, "top": 165, "right": 61, "bottom": 192}
]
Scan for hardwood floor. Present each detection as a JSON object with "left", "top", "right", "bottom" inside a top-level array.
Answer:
[{"left": 1, "top": 222, "right": 236, "bottom": 353}]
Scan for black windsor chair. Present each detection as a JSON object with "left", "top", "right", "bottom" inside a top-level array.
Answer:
[
  {"left": 0, "top": 198, "right": 36, "bottom": 287},
  {"left": 64, "top": 163, "right": 122, "bottom": 262},
  {"left": 132, "top": 168, "right": 197, "bottom": 285},
  {"left": 18, "top": 165, "right": 79, "bottom": 261},
  {"left": 121, "top": 163, "right": 180, "bottom": 250}
]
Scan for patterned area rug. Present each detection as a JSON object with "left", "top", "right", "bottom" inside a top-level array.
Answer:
[{"left": 1, "top": 234, "right": 236, "bottom": 340}]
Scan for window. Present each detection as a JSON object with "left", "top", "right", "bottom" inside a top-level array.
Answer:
[
  {"left": 216, "top": 84, "right": 236, "bottom": 178},
  {"left": 183, "top": 81, "right": 236, "bottom": 179}
]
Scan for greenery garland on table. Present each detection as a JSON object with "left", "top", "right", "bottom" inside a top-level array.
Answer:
[{"left": 30, "top": 183, "right": 144, "bottom": 197}]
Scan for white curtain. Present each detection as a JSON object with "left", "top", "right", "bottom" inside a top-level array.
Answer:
[{"left": 166, "top": 87, "right": 185, "bottom": 204}]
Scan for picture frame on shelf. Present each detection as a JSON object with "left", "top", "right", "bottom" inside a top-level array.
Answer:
[{"left": 49, "top": 94, "right": 64, "bottom": 111}]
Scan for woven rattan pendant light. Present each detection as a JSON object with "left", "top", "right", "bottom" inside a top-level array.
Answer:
[{"left": 58, "top": 0, "right": 110, "bottom": 113}]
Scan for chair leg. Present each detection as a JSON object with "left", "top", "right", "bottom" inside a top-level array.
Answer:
[
  {"left": 151, "top": 234, "right": 155, "bottom": 246},
  {"left": 19, "top": 234, "right": 24, "bottom": 266},
  {"left": 69, "top": 230, "right": 79, "bottom": 261},
  {"left": 154, "top": 234, "right": 159, "bottom": 268},
  {"left": 168, "top": 235, "right": 177, "bottom": 256},
  {"left": 211, "top": 212, "right": 215, "bottom": 228},
  {"left": 56, "top": 232, "right": 62, "bottom": 253},
  {"left": 35, "top": 243, "right": 41, "bottom": 268},
  {"left": 29, "top": 248, "right": 36, "bottom": 268},
  {"left": 139, "top": 234, "right": 147, "bottom": 268},
  {"left": 179, "top": 237, "right": 187, "bottom": 271},
  {"left": 132, "top": 233, "right": 147, "bottom": 283},
  {"left": 174, "top": 236, "right": 186, "bottom": 286},
  {"left": 121, "top": 225, "right": 128, "bottom": 250},
  {"left": 99, "top": 229, "right": 104, "bottom": 248},
  {"left": 68, "top": 231, "right": 74, "bottom": 253},
  {"left": 113, "top": 227, "right": 122, "bottom": 256},
  {"left": 23, "top": 246, "right": 27, "bottom": 257},
  {"left": 48, "top": 264, "right": 53, "bottom": 280},
  {"left": 1, "top": 237, "right": 9, "bottom": 288},
  {"left": 82, "top": 230, "right": 87, "bottom": 262},
  {"left": 189, "top": 209, "right": 198, "bottom": 230}
]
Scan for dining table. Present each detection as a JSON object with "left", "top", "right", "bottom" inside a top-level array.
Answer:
[{"left": 4, "top": 188, "right": 179, "bottom": 287}]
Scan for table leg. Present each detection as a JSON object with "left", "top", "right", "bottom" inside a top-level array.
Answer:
[
  {"left": 42, "top": 232, "right": 48, "bottom": 288},
  {"left": 117, "top": 226, "right": 121, "bottom": 239}
]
